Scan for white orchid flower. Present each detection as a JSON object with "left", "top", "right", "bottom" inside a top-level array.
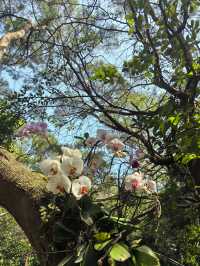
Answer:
[
  {"left": 40, "top": 159, "right": 61, "bottom": 176},
  {"left": 145, "top": 180, "right": 157, "bottom": 193},
  {"left": 72, "top": 176, "right": 92, "bottom": 200},
  {"left": 61, "top": 147, "right": 82, "bottom": 158},
  {"left": 124, "top": 172, "right": 144, "bottom": 191},
  {"left": 46, "top": 173, "right": 71, "bottom": 194},
  {"left": 61, "top": 156, "right": 83, "bottom": 177}
]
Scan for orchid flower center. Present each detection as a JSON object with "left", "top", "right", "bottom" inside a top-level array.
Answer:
[
  {"left": 131, "top": 179, "right": 139, "bottom": 189},
  {"left": 80, "top": 185, "right": 88, "bottom": 195},
  {"left": 50, "top": 165, "right": 58, "bottom": 175},
  {"left": 69, "top": 167, "right": 76, "bottom": 175},
  {"left": 91, "top": 161, "right": 97, "bottom": 168},
  {"left": 113, "top": 145, "right": 119, "bottom": 151},
  {"left": 56, "top": 185, "right": 65, "bottom": 193}
]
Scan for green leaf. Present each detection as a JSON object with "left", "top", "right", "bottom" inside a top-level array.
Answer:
[
  {"left": 125, "top": 14, "right": 134, "bottom": 27},
  {"left": 159, "top": 121, "right": 165, "bottom": 134},
  {"left": 132, "top": 255, "right": 137, "bottom": 266},
  {"left": 81, "top": 245, "right": 99, "bottom": 266},
  {"left": 94, "top": 240, "right": 112, "bottom": 251},
  {"left": 94, "top": 232, "right": 111, "bottom": 241},
  {"left": 134, "top": 245, "right": 160, "bottom": 266},
  {"left": 181, "top": 153, "right": 200, "bottom": 164},
  {"left": 168, "top": 114, "right": 180, "bottom": 126},
  {"left": 126, "top": 231, "right": 142, "bottom": 248},
  {"left": 75, "top": 244, "right": 87, "bottom": 263},
  {"left": 187, "top": 71, "right": 193, "bottom": 77},
  {"left": 58, "top": 255, "right": 73, "bottom": 266},
  {"left": 109, "top": 243, "right": 131, "bottom": 262}
]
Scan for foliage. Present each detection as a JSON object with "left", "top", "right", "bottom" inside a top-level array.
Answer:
[
  {"left": 39, "top": 194, "right": 160, "bottom": 266},
  {"left": 0, "top": 208, "right": 39, "bottom": 266},
  {"left": 0, "top": 99, "right": 24, "bottom": 149},
  {"left": 181, "top": 225, "right": 200, "bottom": 266}
]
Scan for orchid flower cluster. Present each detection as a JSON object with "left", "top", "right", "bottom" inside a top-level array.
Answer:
[
  {"left": 85, "top": 129, "right": 157, "bottom": 194},
  {"left": 40, "top": 147, "right": 91, "bottom": 200},
  {"left": 16, "top": 123, "right": 157, "bottom": 198},
  {"left": 39, "top": 130, "right": 157, "bottom": 199},
  {"left": 85, "top": 129, "right": 125, "bottom": 156},
  {"left": 16, "top": 122, "right": 48, "bottom": 138},
  {"left": 16, "top": 123, "right": 160, "bottom": 265}
]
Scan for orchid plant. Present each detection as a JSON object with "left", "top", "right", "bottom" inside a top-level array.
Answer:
[{"left": 17, "top": 123, "right": 161, "bottom": 266}]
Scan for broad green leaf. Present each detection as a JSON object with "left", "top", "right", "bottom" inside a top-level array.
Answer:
[
  {"left": 94, "top": 240, "right": 112, "bottom": 251},
  {"left": 134, "top": 245, "right": 160, "bottom": 266},
  {"left": 94, "top": 232, "right": 111, "bottom": 241},
  {"left": 109, "top": 243, "right": 131, "bottom": 262}
]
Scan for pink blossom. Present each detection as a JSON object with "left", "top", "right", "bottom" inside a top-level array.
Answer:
[
  {"left": 106, "top": 138, "right": 124, "bottom": 152},
  {"left": 96, "top": 129, "right": 109, "bottom": 142},
  {"left": 96, "top": 129, "right": 115, "bottom": 144},
  {"left": 125, "top": 172, "right": 144, "bottom": 192},
  {"left": 16, "top": 122, "right": 47, "bottom": 138},
  {"left": 85, "top": 137, "right": 98, "bottom": 147}
]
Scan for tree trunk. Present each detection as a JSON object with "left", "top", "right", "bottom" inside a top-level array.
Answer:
[
  {"left": 189, "top": 158, "right": 200, "bottom": 187},
  {"left": 0, "top": 147, "right": 62, "bottom": 265}
]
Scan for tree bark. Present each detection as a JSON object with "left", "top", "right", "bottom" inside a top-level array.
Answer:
[
  {"left": 0, "top": 22, "right": 32, "bottom": 61},
  {"left": 189, "top": 158, "right": 200, "bottom": 187},
  {"left": 0, "top": 147, "right": 62, "bottom": 265}
]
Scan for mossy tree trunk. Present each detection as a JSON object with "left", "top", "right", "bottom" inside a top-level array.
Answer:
[{"left": 0, "top": 147, "right": 63, "bottom": 265}]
